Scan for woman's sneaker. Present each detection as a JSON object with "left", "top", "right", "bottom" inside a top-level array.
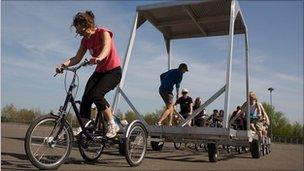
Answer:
[
  {"left": 73, "top": 120, "right": 93, "bottom": 137},
  {"left": 106, "top": 123, "right": 120, "bottom": 138}
]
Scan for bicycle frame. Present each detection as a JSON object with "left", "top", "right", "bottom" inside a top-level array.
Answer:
[{"left": 52, "top": 60, "right": 107, "bottom": 140}]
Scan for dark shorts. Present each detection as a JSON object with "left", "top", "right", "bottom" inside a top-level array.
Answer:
[
  {"left": 194, "top": 118, "right": 204, "bottom": 127},
  {"left": 159, "top": 89, "right": 173, "bottom": 105}
]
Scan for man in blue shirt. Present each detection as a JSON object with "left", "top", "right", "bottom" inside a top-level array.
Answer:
[{"left": 156, "top": 63, "right": 188, "bottom": 126}]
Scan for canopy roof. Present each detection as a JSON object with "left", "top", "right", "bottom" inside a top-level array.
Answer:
[{"left": 136, "top": 0, "right": 247, "bottom": 39}]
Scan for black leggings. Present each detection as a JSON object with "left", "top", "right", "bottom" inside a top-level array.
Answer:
[{"left": 80, "top": 67, "right": 122, "bottom": 119}]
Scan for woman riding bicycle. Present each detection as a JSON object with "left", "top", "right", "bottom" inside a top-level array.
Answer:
[{"left": 56, "top": 10, "right": 121, "bottom": 138}]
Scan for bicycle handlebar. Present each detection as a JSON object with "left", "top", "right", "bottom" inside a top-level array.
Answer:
[{"left": 54, "top": 59, "right": 90, "bottom": 77}]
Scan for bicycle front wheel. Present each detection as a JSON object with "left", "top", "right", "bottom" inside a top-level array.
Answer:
[{"left": 24, "top": 114, "right": 73, "bottom": 170}]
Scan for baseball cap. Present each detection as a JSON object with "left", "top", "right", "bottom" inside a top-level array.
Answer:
[{"left": 181, "top": 88, "right": 189, "bottom": 93}]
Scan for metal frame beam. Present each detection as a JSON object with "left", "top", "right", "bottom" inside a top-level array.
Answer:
[
  {"left": 164, "top": 36, "right": 171, "bottom": 70},
  {"left": 113, "top": 0, "right": 251, "bottom": 143},
  {"left": 178, "top": 85, "right": 226, "bottom": 127},
  {"left": 183, "top": 5, "right": 207, "bottom": 36},
  {"left": 157, "top": 15, "right": 229, "bottom": 28},
  {"left": 113, "top": 12, "right": 139, "bottom": 114},
  {"left": 117, "top": 87, "right": 148, "bottom": 126}
]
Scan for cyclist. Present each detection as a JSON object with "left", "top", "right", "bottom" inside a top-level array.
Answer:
[
  {"left": 156, "top": 63, "right": 188, "bottom": 126},
  {"left": 56, "top": 11, "right": 121, "bottom": 138}
]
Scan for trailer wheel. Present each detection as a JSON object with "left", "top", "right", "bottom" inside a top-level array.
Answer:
[
  {"left": 226, "top": 146, "right": 231, "bottom": 154},
  {"left": 250, "top": 139, "right": 261, "bottom": 158},
  {"left": 266, "top": 137, "right": 271, "bottom": 154},
  {"left": 174, "top": 142, "right": 182, "bottom": 150},
  {"left": 237, "top": 146, "right": 242, "bottom": 154},
  {"left": 261, "top": 143, "right": 266, "bottom": 156},
  {"left": 151, "top": 141, "right": 164, "bottom": 151},
  {"left": 195, "top": 143, "right": 205, "bottom": 151},
  {"left": 207, "top": 143, "right": 218, "bottom": 162}
]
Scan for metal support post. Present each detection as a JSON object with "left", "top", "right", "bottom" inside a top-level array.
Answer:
[
  {"left": 112, "top": 12, "right": 139, "bottom": 115},
  {"left": 223, "top": 0, "right": 237, "bottom": 128}
]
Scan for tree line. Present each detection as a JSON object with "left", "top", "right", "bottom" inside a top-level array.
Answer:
[{"left": 1, "top": 103, "right": 303, "bottom": 142}]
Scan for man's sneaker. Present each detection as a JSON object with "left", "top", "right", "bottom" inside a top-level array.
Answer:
[
  {"left": 155, "top": 122, "right": 162, "bottom": 126},
  {"left": 106, "top": 123, "right": 120, "bottom": 138}
]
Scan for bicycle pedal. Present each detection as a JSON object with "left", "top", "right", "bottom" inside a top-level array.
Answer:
[{"left": 104, "top": 142, "right": 111, "bottom": 148}]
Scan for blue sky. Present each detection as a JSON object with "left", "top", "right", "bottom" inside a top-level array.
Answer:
[{"left": 1, "top": 1, "right": 303, "bottom": 124}]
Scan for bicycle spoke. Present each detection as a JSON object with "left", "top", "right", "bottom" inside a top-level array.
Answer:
[
  {"left": 37, "top": 146, "right": 51, "bottom": 161},
  {"left": 33, "top": 138, "right": 48, "bottom": 157}
]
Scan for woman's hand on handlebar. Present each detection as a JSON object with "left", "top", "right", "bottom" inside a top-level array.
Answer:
[
  {"left": 89, "top": 57, "right": 102, "bottom": 65},
  {"left": 55, "top": 64, "right": 66, "bottom": 74}
]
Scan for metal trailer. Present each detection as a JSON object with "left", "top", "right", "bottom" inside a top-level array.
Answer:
[{"left": 113, "top": 0, "right": 267, "bottom": 165}]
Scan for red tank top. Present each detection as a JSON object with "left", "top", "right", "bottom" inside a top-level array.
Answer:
[{"left": 81, "top": 27, "right": 121, "bottom": 73}]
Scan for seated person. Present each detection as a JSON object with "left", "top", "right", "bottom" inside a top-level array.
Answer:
[
  {"left": 260, "top": 110, "right": 270, "bottom": 139},
  {"left": 240, "top": 91, "right": 270, "bottom": 139},
  {"left": 229, "top": 106, "right": 245, "bottom": 130},
  {"left": 175, "top": 88, "right": 193, "bottom": 126},
  {"left": 209, "top": 109, "right": 222, "bottom": 127},
  {"left": 193, "top": 97, "right": 208, "bottom": 127}
]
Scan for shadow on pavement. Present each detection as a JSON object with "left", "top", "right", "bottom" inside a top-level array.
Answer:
[
  {"left": 2, "top": 137, "right": 25, "bottom": 142},
  {"left": 145, "top": 147, "right": 253, "bottom": 163},
  {"left": 1, "top": 151, "right": 130, "bottom": 170},
  {"left": 1, "top": 152, "right": 36, "bottom": 171}
]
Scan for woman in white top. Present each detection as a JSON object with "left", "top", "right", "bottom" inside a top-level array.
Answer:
[{"left": 239, "top": 91, "right": 270, "bottom": 139}]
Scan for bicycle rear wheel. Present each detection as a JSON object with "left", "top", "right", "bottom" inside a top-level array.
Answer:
[
  {"left": 24, "top": 114, "right": 73, "bottom": 170},
  {"left": 125, "top": 122, "right": 147, "bottom": 167}
]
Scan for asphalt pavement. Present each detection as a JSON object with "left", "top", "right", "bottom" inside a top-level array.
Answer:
[{"left": 1, "top": 122, "right": 303, "bottom": 171}]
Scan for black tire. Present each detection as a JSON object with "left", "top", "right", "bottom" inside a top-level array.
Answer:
[
  {"left": 250, "top": 139, "right": 261, "bottom": 158},
  {"left": 207, "top": 143, "right": 218, "bottom": 162},
  {"left": 151, "top": 141, "right": 164, "bottom": 151},
  {"left": 78, "top": 132, "right": 104, "bottom": 162},
  {"left": 266, "top": 143, "right": 271, "bottom": 154},
  {"left": 125, "top": 122, "right": 147, "bottom": 167},
  {"left": 194, "top": 143, "right": 205, "bottom": 151},
  {"left": 24, "top": 114, "right": 73, "bottom": 170},
  {"left": 174, "top": 142, "right": 182, "bottom": 150},
  {"left": 261, "top": 143, "right": 266, "bottom": 156},
  {"left": 244, "top": 147, "right": 249, "bottom": 153},
  {"left": 118, "top": 139, "right": 126, "bottom": 156},
  {"left": 266, "top": 137, "right": 271, "bottom": 154},
  {"left": 237, "top": 146, "right": 242, "bottom": 154},
  {"left": 266, "top": 141, "right": 271, "bottom": 154},
  {"left": 194, "top": 143, "right": 200, "bottom": 151},
  {"left": 226, "top": 146, "right": 231, "bottom": 154},
  {"left": 204, "top": 144, "right": 208, "bottom": 152}
]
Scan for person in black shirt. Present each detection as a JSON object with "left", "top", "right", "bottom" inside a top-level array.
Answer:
[
  {"left": 175, "top": 88, "right": 193, "bottom": 126},
  {"left": 193, "top": 97, "right": 207, "bottom": 127}
]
